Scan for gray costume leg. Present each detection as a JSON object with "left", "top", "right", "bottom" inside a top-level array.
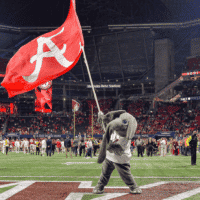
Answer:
[
  {"left": 98, "top": 158, "right": 115, "bottom": 186},
  {"left": 114, "top": 162, "right": 137, "bottom": 188},
  {"left": 98, "top": 158, "right": 137, "bottom": 188}
]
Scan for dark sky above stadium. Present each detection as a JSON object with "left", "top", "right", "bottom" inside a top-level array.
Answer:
[
  {"left": 1, "top": 0, "right": 200, "bottom": 27},
  {"left": 0, "top": 0, "right": 71, "bottom": 27}
]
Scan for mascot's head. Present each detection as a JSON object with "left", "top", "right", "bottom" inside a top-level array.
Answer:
[{"left": 97, "top": 110, "right": 137, "bottom": 164}]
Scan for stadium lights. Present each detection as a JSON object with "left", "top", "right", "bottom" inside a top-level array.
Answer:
[
  {"left": 0, "top": 24, "right": 92, "bottom": 33},
  {"left": 108, "top": 18, "right": 200, "bottom": 30}
]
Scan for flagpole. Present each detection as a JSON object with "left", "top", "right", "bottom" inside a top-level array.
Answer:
[
  {"left": 92, "top": 104, "right": 93, "bottom": 139},
  {"left": 82, "top": 48, "right": 100, "bottom": 113},
  {"left": 74, "top": 109, "right": 75, "bottom": 138},
  {"left": 82, "top": 48, "right": 105, "bottom": 132}
]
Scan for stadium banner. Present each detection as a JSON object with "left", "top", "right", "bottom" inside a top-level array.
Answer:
[
  {"left": 87, "top": 84, "right": 121, "bottom": 88},
  {"left": 3, "top": 133, "right": 20, "bottom": 139},
  {"left": 155, "top": 131, "right": 175, "bottom": 138},
  {"left": 180, "top": 96, "right": 200, "bottom": 101},
  {"left": 19, "top": 135, "right": 33, "bottom": 139},
  {"left": 38, "top": 134, "right": 45, "bottom": 137},
  {"left": 1, "top": 0, "right": 84, "bottom": 98},
  {"left": 182, "top": 71, "right": 200, "bottom": 76},
  {"left": 3, "top": 134, "right": 104, "bottom": 139}
]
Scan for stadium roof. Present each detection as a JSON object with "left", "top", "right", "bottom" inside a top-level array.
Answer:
[{"left": 0, "top": 0, "right": 200, "bottom": 85}]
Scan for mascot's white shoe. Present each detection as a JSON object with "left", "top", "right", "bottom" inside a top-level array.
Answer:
[
  {"left": 129, "top": 186, "right": 142, "bottom": 194},
  {"left": 93, "top": 184, "right": 104, "bottom": 194}
]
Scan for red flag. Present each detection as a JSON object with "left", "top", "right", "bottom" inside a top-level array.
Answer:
[
  {"left": 35, "top": 87, "right": 52, "bottom": 113},
  {"left": 35, "top": 81, "right": 52, "bottom": 113},
  {"left": 1, "top": 0, "right": 84, "bottom": 98},
  {"left": 72, "top": 99, "right": 80, "bottom": 112}
]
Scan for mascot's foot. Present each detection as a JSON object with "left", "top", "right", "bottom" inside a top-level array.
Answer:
[
  {"left": 129, "top": 187, "right": 142, "bottom": 194},
  {"left": 93, "top": 184, "right": 104, "bottom": 194}
]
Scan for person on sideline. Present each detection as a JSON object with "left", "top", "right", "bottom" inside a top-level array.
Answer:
[
  {"left": 41, "top": 138, "right": 46, "bottom": 156},
  {"left": 64, "top": 135, "right": 72, "bottom": 158},
  {"left": 30, "top": 138, "right": 34, "bottom": 155},
  {"left": 56, "top": 139, "right": 61, "bottom": 154},
  {"left": 5, "top": 137, "right": 9, "bottom": 155},
  {"left": 35, "top": 138, "right": 40, "bottom": 155},
  {"left": 15, "top": 139, "right": 20, "bottom": 153},
  {"left": 46, "top": 136, "right": 52, "bottom": 157},
  {"left": 160, "top": 138, "right": 166, "bottom": 157},
  {"left": 61, "top": 139, "right": 65, "bottom": 153},
  {"left": 2, "top": 138, "right": 6, "bottom": 154},
  {"left": 135, "top": 136, "right": 143, "bottom": 157},
  {"left": 85, "top": 138, "right": 93, "bottom": 158},
  {"left": 79, "top": 138, "right": 85, "bottom": 156},
  {"left": 189, "top": 131, "right": 198, "bottom": 165},
  {"left": 73, "top": 136, "right": 79, "bottom": 157},
  {"left": 24, "top": 138, "right": 29, "bottom": 154},
  {"left": 147, "top": 137, "right": 154, "bottom": 157}
]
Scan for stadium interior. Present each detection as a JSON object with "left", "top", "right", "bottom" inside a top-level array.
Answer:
[{"left": 0, "top": 0, "right": 200, "bottom": 138}]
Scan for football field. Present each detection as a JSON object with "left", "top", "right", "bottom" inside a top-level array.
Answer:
[{"left": 0, "top": 151, "right": 200, "bottom": 199}]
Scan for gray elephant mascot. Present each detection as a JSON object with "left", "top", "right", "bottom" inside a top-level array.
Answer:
[{"left": 93, "top": 110, "right": 142, "bottom": 194}]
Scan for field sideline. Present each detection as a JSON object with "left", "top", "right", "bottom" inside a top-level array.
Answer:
[{"left": 0, "top": 151, "right": 200, "bottom": 199}]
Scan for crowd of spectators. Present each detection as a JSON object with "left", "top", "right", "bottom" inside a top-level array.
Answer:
[
  {"left": 181, "top": 87, "right": 200, "bottom": 97},
  {"left": 0, "top": 98, "right": 200, "bottom": 138}
]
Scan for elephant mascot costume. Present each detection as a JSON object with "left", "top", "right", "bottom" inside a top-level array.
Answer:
[{"left": 93, "top": 110, "right": 142, "bottom": 194}]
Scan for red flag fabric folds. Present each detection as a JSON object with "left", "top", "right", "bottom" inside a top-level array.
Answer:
[
  {"left": 1, "top": 0, "right": 84, "bottom": 98},
  {"left": 35, "top": 86, "right": 52, "bottom": 113}
]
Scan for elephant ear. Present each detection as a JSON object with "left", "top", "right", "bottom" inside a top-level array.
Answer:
[
  {"left": 119, "top": 113, "right": 137, "bottom": 140},
  {"left": 97, "top": 124, "right": 111, "bottom": 164}
]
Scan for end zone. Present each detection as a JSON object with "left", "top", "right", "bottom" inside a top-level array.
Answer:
[{"left": 0, "top": 180, "right": 200, "bottom": 200}]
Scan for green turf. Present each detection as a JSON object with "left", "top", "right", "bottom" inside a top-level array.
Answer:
[
  {"left": 185, "top": 193, "right": 200, "bottom": 200},
  {"left": 1, "top": 151, "right": 200, "bottom": 199},
  {"left": 0, "top": 185, "right": 16, "bottom": 193},
  {"left": 0, "top": 152, "right": 198, "bottom": 177},
  {"left": 82, "top": 194, "right": 104, "bottom": 200},
  {"left": 0, "top": 151, "right": 200, "bottom": 184}
]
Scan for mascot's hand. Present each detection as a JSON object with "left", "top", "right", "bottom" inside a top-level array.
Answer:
[
  {"left": 98, "top": 111, "right": 104, "bottom": 118},
  {"left": 107, "top": 142, "right": 124, "bottom": 156},
  {"left": 97, "top": 111, "right": 104, "bottom": 124}
]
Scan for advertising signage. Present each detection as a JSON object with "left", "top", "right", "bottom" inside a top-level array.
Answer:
[{"left": 87, "top": 84, "right": 121, "bottom": 89}]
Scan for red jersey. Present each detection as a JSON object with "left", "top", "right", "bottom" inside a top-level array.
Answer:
[
  {"left": 56, "top": 141, "right": 61, "bottom": 148},
  {"left": 12, "top": 142, "right": 15, "bottom": 147},
  {"left": 131, "top": 141, "right": 135, "bottom": 147}
]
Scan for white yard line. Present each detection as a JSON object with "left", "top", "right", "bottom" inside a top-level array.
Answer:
[
  {"left": 78, "top": 181, "right": 93, "bottom": 188},
  {"left": 65, "top": 192, "right": 84, "bottom": 200},
  {"left": 91, "top": 193, "right": 128, "bottom": 200},
  {"left": 163, "top": 187, "right": 200, "bottom": 200},
  {"left": 0, "top": 181, "right": 36, "bottom": 200},
  {"left": 0, "top": 176, "right": 200, "bottom": 178},
  {"left": 140, "top": 181, "right": 168, "bottom": 189}
]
